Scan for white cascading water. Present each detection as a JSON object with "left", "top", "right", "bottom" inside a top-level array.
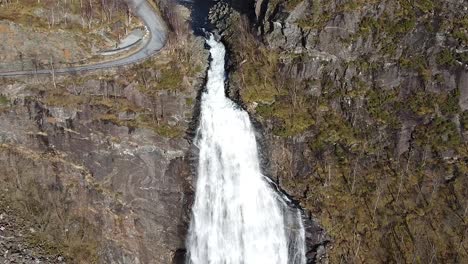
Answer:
[{"left": 186, "top": 35, "right": 306, "bottom": 264}]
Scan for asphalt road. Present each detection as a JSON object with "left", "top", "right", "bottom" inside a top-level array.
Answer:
[{"left": 0, "top": 0, "right": 168, "bottom": 77}]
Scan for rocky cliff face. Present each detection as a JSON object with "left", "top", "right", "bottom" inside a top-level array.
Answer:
[
  {"left": 211, "top": 0, "right": 467, "bottom": 263},
  {"left": 1, "top": 97, "right": 190, "bottom": 264},
  {"left": 0, "top": 22, "right": 208, "bottom": 262}
]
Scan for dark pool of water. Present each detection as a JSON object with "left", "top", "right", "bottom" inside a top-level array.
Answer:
[{"left": 178, "top": 0, "right": 256, "bottom": 35}]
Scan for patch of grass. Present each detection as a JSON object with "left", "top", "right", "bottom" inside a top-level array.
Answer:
[
  {"left": 44, "top": 93, "right": 86, "bottom": 107},
  {"left": 131, "top": 114, "right": 184, "bottom": 139},
  {"left": 358, "top": 16, "right": 380, "bottom": 35},
  {"left": 434, "top": 73, "right": 445, "bottom": 84},
  {"left": 308, "top": 111, "right": 362, "bottom": 154},
  {"left": 185, "top": 97, "right": 194, "bottom": 106},
  {"left": 413, "top": 117, "right": 462, "bottom": 151},
  {"left": 405, "top": 90, "right": 459, "bottom": 118},
  {"left": 407, "top": 91, "right": 436, "bottom": 116},
  {"left": 400, "top": 55, "right": 431, "bottom": 81},
  {"left": 366, "top": 88, "right": 400, "bottom": 126},
  {"left": 241, "top": 83, "right": 281, "bottom": 104},
  {"left": 436, "top": 49, "right": 456, "bottom": 67},
  {"left": 157, "top": 66, "right": 183, "bottom": 91},
  {"left": 342, "top": 1, "right": 361, "bottom": 11},
  {"left": 456, "top": 51, "right": 468, "bottom": 65},
  {"left": 153, "top": 123, "right": 183, "bottom": 139},
  {"left": 452, "top": 26, "right": 468, "bottom": 45},
  {"left": 385, "top": 17, "right": 416, "bottom": 36},
  {"left": 0, "top": 95, "right": 9, "bottom": 105},
  {"left": 381, "top": 41, "right": 398, "bottom": 57},
  {"left": 97, "top": 113, "right": 119, "bottom": 124},
  {"left": 131, "top": 39, "right": 205, "bottom": 96},
  {"left": 235, "top": 47, "right": 283, "bottom": 104},
  {"left": 438, "top": 89, "right": 460, "bottom": 116},
  {"left": 257, "top": 100, "right": 315, "bottom": 137},
  {"left": 414, "top": 0, "right": 435, "bottom": 13}
]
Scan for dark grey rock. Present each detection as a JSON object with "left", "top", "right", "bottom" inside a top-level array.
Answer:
[
  {"left": 285, "top": 1, "right": 310, "bottom": 24},
  {"left": 459, "top": 70, "right": 468, "bottom": 111}
]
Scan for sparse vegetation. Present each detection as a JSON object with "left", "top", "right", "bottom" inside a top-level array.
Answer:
[
  {"left": 400, "top": 55, "right": 431, "bottom": 81},
  {"left": 0, "top": 146, "right": 102, "bottom": 263},
  {"left": 0, "top": 94, "right": 8, "bottom": 105},
  {"left": 0, "top": 0, "right": 140, "bottom": 72},
  {"left": 436, "top": 49, "right": 456, "bottom": 67},
  {"left": 226, "top": 0, "right": 468, "bottom": 262},
  {"left": 0, "top": 0, "right": 130, "bottom": 31},
  {"left": 153, "top": 123, "right": 183, "bottom": 138},
  {"left": 0, "top": 1, "right": 203, "bottom": 263}
]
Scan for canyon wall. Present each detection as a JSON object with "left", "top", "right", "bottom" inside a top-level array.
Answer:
[{"left": 211, "top": 0, "right": 467, "bottom": 263}]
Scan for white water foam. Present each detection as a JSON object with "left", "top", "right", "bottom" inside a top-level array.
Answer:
[{"left": 186, "top": 35, "right": 306, "bottom": 264}]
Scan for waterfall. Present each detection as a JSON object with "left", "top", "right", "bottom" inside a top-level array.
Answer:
[{"left": 186, "top": 35, "right": 306, "bottom": 264}]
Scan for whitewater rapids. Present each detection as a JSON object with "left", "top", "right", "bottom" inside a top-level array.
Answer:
[{"left": 186, "top": 35, "right": 306, "bottom": 264}]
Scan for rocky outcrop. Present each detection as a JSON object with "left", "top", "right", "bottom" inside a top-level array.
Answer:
[
  {"left": 0, "top": 82, "right": 192, "bottom": 263},
  {"left": 0, "top": 200, "right": 65, "bottom": 264},
  {"left": 211, "top": 0, "right": 467, "bottom": 263},
  {"left": 0, "top": 25, "right": 208, "bottom": 262},
  {"left": 460, "top": 69, "right": 468, "bottom": 110}
]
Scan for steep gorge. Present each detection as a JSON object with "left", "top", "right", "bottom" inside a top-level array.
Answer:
[{"left": 0, "top": 0, "right": 466, "bottom": 263}]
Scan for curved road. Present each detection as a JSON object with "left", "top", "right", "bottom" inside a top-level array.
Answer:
[{"left": 0, "top": 0, "right": 167, "bottom": 77}]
